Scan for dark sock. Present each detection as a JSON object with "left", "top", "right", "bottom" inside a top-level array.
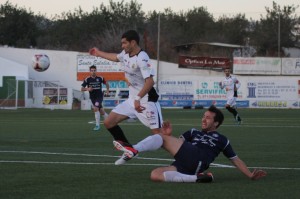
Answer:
[
  {"left": 234, "top": 91, "right": 238, "bottom": 97},
  {"left": 107, "top": 125, "right": 129, "bottom": 143},
  {"left": 226, "top": 107, "right": 240, "bottom": 120}
]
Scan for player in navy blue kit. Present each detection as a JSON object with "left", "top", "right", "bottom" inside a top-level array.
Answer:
[
  {"left": 113, "top": 105, "right": 266, "bottom": 183},
  {"left": 81, "top": 65, "right": 109, "bottom": 131}
]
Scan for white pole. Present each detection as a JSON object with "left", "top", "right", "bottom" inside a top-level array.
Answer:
[
  {"left": 278, "top": 14, "right": 281, "bottom": 57},
  {"left": 57, "top": 84, "right": 59, "bottom": 109},
  {"left": 15, "top": 79, "right": 18, "bottom": 109},
  {"left": 156, "top": 14, "right": 161, "bottom": 93}
]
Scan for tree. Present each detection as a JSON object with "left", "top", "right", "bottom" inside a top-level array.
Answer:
[
  {"left": 90, "top": 0, "right": 146, "bottom": 52},
  {"left": 37, "top": 0, "right": 146, "bottom": 51},
  {"left": 0, "top": 1, "right": 39, "bottom": 47},
  {"left": 252, "top": 1, "right": 299, "bottom": 56},
  {"left": 145, "top": 7, "right": 216, "bottom": 62},
  {"left": 1, "top": 0, "right": 299, "bottom": 60},
  {"left": 215, "top": 14, "right": 249, "bottom": 44},
  {"left": 184, "top": 7, "right": 215, "bottom": 42}
]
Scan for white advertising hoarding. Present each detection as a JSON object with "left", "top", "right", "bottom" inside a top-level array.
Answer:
[
  {"left": 159, "top": 80, "right": 194, "bottom": 100},
  {"left": 245, "top": 78, "right": 299, "bottom": 108},
  {"left": 281, "top": 58, "right": 300, "bottom": 75},
  {"left": 158, "top": 76, "right": 300, "bottom": 108},
  {"left": 77, "top": 54, "right": 125, "bottom": 81},
  {"left": 233, "top": 57, "right": 281, "bottom": 75}
]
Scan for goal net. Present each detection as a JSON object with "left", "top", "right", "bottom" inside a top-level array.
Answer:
[{"left": 0, "top": 78, "right": 70, "bottom": 109}]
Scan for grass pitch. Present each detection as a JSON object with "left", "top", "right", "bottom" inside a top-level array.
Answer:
[{"left": 1, "top": 108, "right": 300, "bottom": 199}]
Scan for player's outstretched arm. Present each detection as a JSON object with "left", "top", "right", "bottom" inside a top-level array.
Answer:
[
  {"left": 89, "top": 47, "right": 119, "bottom": 62},
  {"left": 230, "top": 157, "right": 267, "bottom": 180},
  {"left": 250, "top": 169, "right": 267, "bottom": 180}
]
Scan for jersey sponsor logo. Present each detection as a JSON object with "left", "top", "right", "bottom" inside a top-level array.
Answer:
[
  {"left": 150, "top": 122, "right": 157, "bottom": 125},
  {"left": 193, "top": 134, "right": 217, "bottom": 147},
  {"left": 146, "top": 111, "right": 156, "bottom": 119}
]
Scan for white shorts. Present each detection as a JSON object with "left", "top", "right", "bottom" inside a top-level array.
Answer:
[
  {"left": 112, "top": 98, "right": 163, "bottom": 129},
  {"left": 226, "top": 97, "right": 237, "bottom": 107}
]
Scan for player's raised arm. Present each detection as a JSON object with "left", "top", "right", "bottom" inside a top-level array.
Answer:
[{"left": 89, "top": 47, "right": 119, "bottom": 62}]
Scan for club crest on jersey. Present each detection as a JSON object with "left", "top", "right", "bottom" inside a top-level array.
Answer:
[
  {"left": 131, "top": 64, "right": 137, "bottom": 69},
  {"left": 146, "top": 111, "right": 156, "bottom": 119},
  {"left": 212, "top": 133, "right": 219, "bottom": 138}
]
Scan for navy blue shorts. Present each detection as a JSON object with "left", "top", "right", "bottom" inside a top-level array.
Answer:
[
  {"left": 91, "top": 98, "right": 103, "bottom": 108},
  {"left": 171, "top": 141, "right": 209, "bottom": 175}
]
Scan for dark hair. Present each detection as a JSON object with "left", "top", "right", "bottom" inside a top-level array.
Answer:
[
  {"left": 122, "top": 30, "right": 140, "bottom": 45},
  {"left": 208, "top": 105, "right": 224, "bottom": 128},
  {"left": 89, "top": 65, "right": 96, "bottom": 70}
]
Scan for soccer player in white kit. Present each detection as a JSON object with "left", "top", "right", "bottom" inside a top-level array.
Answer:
[
  {"left": 89, "top": 30, "right": 163, "bottom": 162},
  {"left": 219, "top": 67, "right": 242, "bottom": 124}
]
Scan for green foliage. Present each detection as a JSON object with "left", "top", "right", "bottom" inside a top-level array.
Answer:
[
  {"left": 0, "top": 1, "right": 40, "bottom": 47},
  {"left": 0, "top": 0, "right": 299, "bottom": 58},
  {"left": 184, "top": 7, "right": 215, "bottom": 41},
  {"left": 216, "top": 14, "right": 249, "bottom": 44},
  {"left": 252, "top": 1, "right": 299, "bottom": 56}
]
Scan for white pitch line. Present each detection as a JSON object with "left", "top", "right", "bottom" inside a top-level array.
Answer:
[
  {"left": 87, "top": 121, "right": 300, "bottom": 128},
  {"left": 0, "top": 150, "right": 174, "bottom": 161},
  {"left": 0, "top": 150, "right": 121, "bottom": 158},
  {"left": 1, "top": 150, "right": 300, "bottom": 170},
  {"left": 0, "top": 160, "right": 168, "bottom": 166}
]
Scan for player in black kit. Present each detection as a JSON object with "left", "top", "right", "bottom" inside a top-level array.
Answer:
[
  {"left": 113, "top": 105, "right": 266, "bottom": 183},
  {"left": 81, "top": 65, "right": 109, "bottom": 131}
]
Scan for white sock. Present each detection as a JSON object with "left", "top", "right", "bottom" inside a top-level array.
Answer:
[
  {"left": 133, "top": 134, "right": 163, "bottom": 152},
  {"left": 95, "top": 111, "right": 100, "bottom": 126},
  {"left": 163, "top": 171, "right": 197, "bottom": 183}
]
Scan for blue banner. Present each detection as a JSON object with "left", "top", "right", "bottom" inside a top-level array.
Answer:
[{"left": 103, "top": 100, "right": 249, "bottom": 108}]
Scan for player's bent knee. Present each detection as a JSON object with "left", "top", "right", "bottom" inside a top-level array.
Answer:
[{"left": 103, "top": 119, "right": 112, "bottom": 128}]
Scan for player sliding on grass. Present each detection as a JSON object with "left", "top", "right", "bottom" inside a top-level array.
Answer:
[{"left": 113, "top": 105, "right": 267, "bottom": 183}]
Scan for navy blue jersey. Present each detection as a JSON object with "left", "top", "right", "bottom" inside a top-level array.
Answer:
[
  {"left": 180, "top": 128, "right": 237, "bottom": 164},
  {"left": 81, "top": 76, "right": 106, "bottom": 100}
]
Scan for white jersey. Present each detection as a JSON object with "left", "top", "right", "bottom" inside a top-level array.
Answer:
[
  {"left": 220, "top": 75, "right": 241, "bottom": 99},
  {"left": 117, "top": 50, "right": 158, "bottom": 102},
  {"left": 114, "top": 50, "right": 162, "bottom": 129}
]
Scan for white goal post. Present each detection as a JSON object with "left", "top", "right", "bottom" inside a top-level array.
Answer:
[{"left": 0, "top": 79, "right": 76, "bottom": 110}]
